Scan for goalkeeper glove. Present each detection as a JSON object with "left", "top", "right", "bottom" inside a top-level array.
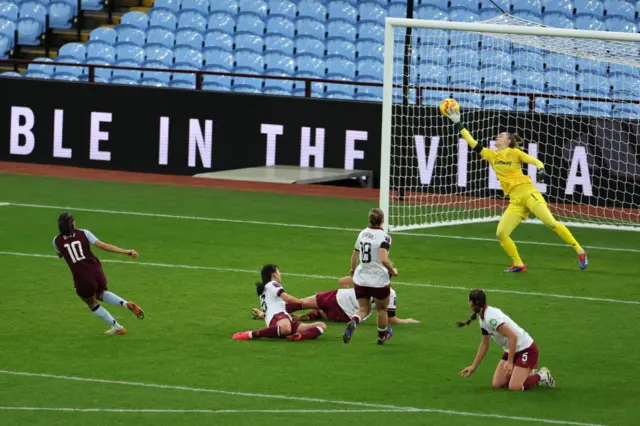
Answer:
[
  {"left": 537, "top": 168, "right": 548, "bottom": 183},
  {"left": 446, "top": 108, "right": 464, "bottom": 133}
]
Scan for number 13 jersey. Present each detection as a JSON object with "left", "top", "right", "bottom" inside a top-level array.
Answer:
[{"left": 353, "top": 227, "right": 392, "bottom": 288}]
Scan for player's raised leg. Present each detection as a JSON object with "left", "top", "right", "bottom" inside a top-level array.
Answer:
[
  {"left": 343, "top": 297, "right": 371, "bottom": 344},
  {"left": 80, "top": 294, "right": 125, "bottom": 335},
  {"left": 97, "top": 290, "right": 145, "bottom": 319},
  {"left": 496, "top": 212, "right": 526, "bottom": 272},
  {"left": 531, "top": 203, "right": 587, "bottom": 270}
]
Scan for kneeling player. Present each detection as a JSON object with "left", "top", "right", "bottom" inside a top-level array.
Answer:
[
  {"left": 458, "top": 289, "right": 555, "bottom": 391},
  {"left": 233, "top": 264, "right": 327, "bottom": 342}
]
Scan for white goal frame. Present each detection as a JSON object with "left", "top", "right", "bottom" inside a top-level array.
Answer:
[{"left": 380, "top": 18, "right": 640, "bottom": 233}]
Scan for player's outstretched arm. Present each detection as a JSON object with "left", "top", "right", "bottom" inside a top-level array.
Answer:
[
  {"left": 460, "top": 335, "right": 491, "bottom": 378},
  {"left": 445, "top": 108, "right": 494, "bottom": 162},
  {"left": 94, "top": 240, "right": 139, "bottom": 259},
  {"left": 279, "top": 292, "right": 304, "bottom": 306}
]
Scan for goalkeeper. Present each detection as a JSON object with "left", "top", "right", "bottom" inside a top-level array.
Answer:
[{"left": 445, "top": 106, "right": 588, "bottom": 272}]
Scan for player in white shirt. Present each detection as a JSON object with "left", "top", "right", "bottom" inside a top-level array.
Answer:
[
  {"left": 232, "top": 264, "right": 327, "bottom": 342},
  {"left": 458, "top": 289, "right": 556, "bottom": 391},
  {"left": 343, "top": 208, "right": 398, "bottom": 345}
]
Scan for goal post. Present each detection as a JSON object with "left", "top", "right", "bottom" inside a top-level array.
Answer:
[{"left": 380, "top": 17, "right": 640, "bottom": 233}]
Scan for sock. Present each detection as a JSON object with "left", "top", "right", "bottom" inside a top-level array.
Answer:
[
  {"left": 91, "top": 304, "right": 116, "bottom": 325},
  {"left": 300, "top": 326, "right": 324, "bottom": 340},
  {"left": 553, "top": 223, "right": 583, "bottom": 253},
  {"left": 101, "top": 291, "right": 127, "bottom": 307},
  {"left": 377, "top": 327, "right": 388, "bottom": 339},
  {"left": 351, "top": 315, "right": 361, "bottom": 325},
  {"left": 285, "top": 302, "right": 304, "bottom": 313},
  {"left": 305, "top": 310, "right": 322, "bottom": 320},
  {"left": 499, "top": 237, "right": 524, "bottom": 266},
  {"left": 252, "top": 325, "right": 280, "bottom": 339},
  {"left": 523, "top": 374, "right": 541, "bottom": 391}
]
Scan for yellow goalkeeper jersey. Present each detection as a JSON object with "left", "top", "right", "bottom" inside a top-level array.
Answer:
[{"left": 479, "top": 147, "right": 543, "bottom": 196}]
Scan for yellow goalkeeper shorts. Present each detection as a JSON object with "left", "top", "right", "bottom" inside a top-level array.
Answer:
[{"left": 505, "top": 183, "right": 547, "bottom": 219}]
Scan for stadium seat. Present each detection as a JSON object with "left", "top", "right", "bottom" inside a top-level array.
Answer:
[
  {"left": 116, "top": 44, "right": 145, "bottom": 63},
  {"left": 1, "top": 71, "right": 21, "bottom": 77},
  {"left": 480, "top": 8, "right": 502, "bottom": 19},
  {"left": 603, "top": 0, "right": 635, "bottom": 19},
  {"left": 450, "top": 32, "right": 481, "bottom": 49},
  {"left": 116, "top": 26, "right": 146, "bottom": 46},
  {"left": 263, "top": 70, "right": 294, "bottom": 92},
  {"left": 18, "top": 2, "right": 47, "bottom": 46},
  {"left": 81, "top": 0, "right": 103, "bottom": 11},
  {"left": 85, "top": 58, "right": 113, "bottom": 79},
  {"left": 359, "top": 2, "right": 385, "bottom": 25},
  {"left": 610, "top": 75, "right": 639, "bottom": 98},
  {"left": 205, "top": 30, "right": 233, "bottom": 51},
  {"left": 575, "top": 0, "right": 604, "bottom": 15},
  {"left": 415, "top": 5, "right": 448, "bottom": 21},
  {"left": 575, "top": 14, "right": 606, "bottom": 29},
  {"left": 420, "top": 45, "right": 448, "bottom": 66},
  {"left": 515, "top": 97, "right": 547, "bottom": 112},
  {"left": 266, "top": 15, "right": 294, "bottom": 38},
  {"left": 513, "top": 69, "right": 545, "bottom": 92},
  {"left": 450, "top": 66, "right": 481, "bottom": 87},
  {"left": 24, "top": 57, "right": 54, "bottom": 78},
  {"left": 210, "top": 0, "right": 238, "bottom": 14},
  {"left": 0, "top": 2, "right": 18, "bottom": 21},
  {"left": 356, "top": 39, "right": 382, "bottom": 60},
  {"left": 298, "top": 0, "right": 326, "bottom": 21},
  {"left": 202, "top": 65, "right": 232, "bottom": 88},
  {"left": 543, "top": 12, "right": 575, "bottom": 28},
  {"left": 544, "top": 54, "right": 576, "bottom": 73},
  {"left": 236, "top": 12, "right": 265, "bottom": 35},
  {"left": 139, "top": 78, "right": 168, "bottom": 87},
  {"left": 604, "top": 16, "right": 637, "bottom": 32},
  {"left": 450, "top": 0, "right": 480, "bottom": 9},
  {"left": 232, "top": 67, "right": 264, "bottom": 90},
  {"left": 89, "top": 28, "right": 116, "bottom": 45},
  {"left": 59, "top": 42, "right": 86, "bottom": 60},
  {"left": 149, "top": 9, "right": 178, "bottom": 30},
  {"left": 325, "top": 76, "right": 356, "bottom": 99},
  {"left": 354, "top": 77, "right": 382, "bottom": 100},
  {"left": 482, "top": 36, "right": 511, "bottom": 52},
  {"left": 450, "top": 47, "right": 480, "bottom": 67},
  {"left": 292, "top": 72, "right": 324, "bottom": 96},
  {"left": 388, "top": 2, "right": 407, "bottom": 18},
  {"left": 578, "top": 74, "right": 611, "bottom": 96},
  {"left": 511, "top": 10, "right": 543, "bottom": 22},
  {"left": 449, "top": 8, "right": 481, "bottom": 22},
  {"left": 0, "top": 33, "right": 10, "bottom": 57},
  {"left": 264, "top": 51, "right": 294, "bottom": 74},
  {"left": 239, "top": 0, "right": 268, "bottom": 19},
  {"left": 356, "top": 58, "right": 382, "bottom": 80},
  {"left": 235, "top": 32, "right": 264, "bottom": 53},
  {"left": 547, "top": 99, "right": 579, "bottom": 114},
  {"left": 145, "top": 44, "right": 173, "bottom": 65},
  {"left": 53, "top": 73, "right": 80, "bottom": 81},
  {"left": 326, "top": 54, "right": 355, "bottom": 78},
  {"left": 296, "top": 52, "right": 324, "bottom": 76},
  {"left": 328, "top": 1, "right": 357, "bottom": 22},
  {"left": 512, "top": 0, "right": 543, "bottom": 16},
  {"left": 484, "top": 95, "right": 516, "bottom": 110},
  {"left": 358, "top": 21, "right": 384, "bottom": 43},
  {"left": 481, "top": 0, "right": 510, "bottom": 11},
  {"left": 233, "top": 86, "right": 262, "bottom": 93},
  {"left": 417, "top": 63, "right": 448, "bottom": 85},
  {"left": 154, "top": 0, "right": 180, "bottom": 13},
  {"left": 109, "top": 76, "right": 138, "bottom": 85},
  {"left": 581, "top": 101, "right": 612, "bottom": 116},
  {"left": 512, "top": 49, "right": 544, "bottom": 72},
  {"left": 545, "top": 70, "right": 578, "bottom": 95},
  {"left": 452, "top": 92, "right": 481, "bottom": 109},
  {"left": 207, "top": 12, "right": 235, "bottom": 34},
  {"left": 182, "top": 0, "right": 209, "bottom": 14},
  {"left": 327, "top": 19, "right": 356, "bottom": 42},
  {"left": 268, "top": 0, "right": 296, "bottom": 19},
  {"left": 543, "top": 0, "right": 574, "bottom": 17},
  {"left": 146, "top": 27, "right": 175, "bottom": 48},
  {"left": 295, "top": 36, "right": 324, "bottom": 57},
  {"left": 418, "top": 0, "right": 448, "bottom": 11},
  {"left": 172, "top": 64, "right": 199, "bottom": 86},
  {"left": 174, "top": 45, "right": 203, "bottom": 68},
  {"left": 480, "top": 49, "right": 511, "bottom": 68},
  {"left": 416, "top": 28, "right": 449, "bottom": 47},
  {"left": 204, "top": 46, "right": 234, "bottom": 69},
  {"left": 326, "top": 38, "right": 355, "bottom": 60},
  {"left": 609, "top": 63, "right": 636, "bottom": 77},
  {"left": 0, "top": 17, "right": 16, "bottom": 42},
  {"left": 481, "top": 67, "right": 513, "bottom": 89},
  {"left": 55, "top": 57, "right": 83, "bottom": 76},
  {"left": 121, "top": 11, "right": 149, "bottom": 30},
  {"left": 296, "top": 17, "right": 325, "bottom": 40},
  {"left": 264, "top": 34, "right": 293, "bottom": 55},
  {"left": 49, "top": 2, "right": 74, "bottom": 29},
  {"left": 576, "top": 57, "right": 608, "bottom": 75},
  {"left": 234, "top": 48, "right": 265, "bottom": 71},
  {"left": 178, "top": 10, "right": 207, "bottom": 32},
  {"left": 140, "top": 61, "right": 171, "bottom": 83},
  {"left": 112, "top": 59, "right": 142, "bottom": 79},
  {"left": 612, "top": 102, "right": 640, "bottom": 118}
]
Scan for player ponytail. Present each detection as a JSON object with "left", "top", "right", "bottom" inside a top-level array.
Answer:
[
  {"left": 456, "top": 289, "right": 487, "bottom": 328},
  {"left": 256, "top": 264, "right": 278, "bottom": 295},
  {"left": 508, "top": 133, "right": 523, "bottom": 149},
  {"left": 57, "top": 212, "right": 75, "bottom": 236},
  {"left": 368, "top": 208, "right": 384, "bottom": 228}
]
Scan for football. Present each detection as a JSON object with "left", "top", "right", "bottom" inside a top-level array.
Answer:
[{"left": 439, "top": 98, "right": 460, "bottom": 116}]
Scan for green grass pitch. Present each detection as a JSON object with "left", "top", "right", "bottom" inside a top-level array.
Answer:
[{"left": 0, "top": 173, "right": 639, "bottom": 426}]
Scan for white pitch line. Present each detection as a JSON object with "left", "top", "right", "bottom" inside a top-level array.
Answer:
[
  {"left": 3, "top": 202, "right": 639, "bottom": 254},
  {"left": 0, "top": 251, "right": 638, "bottom": 306},
  {"left": 0, "top": 202, "right": 9, "bottom": 207},
  {"left": 0, "top": 373, "right": 606, "bottom": 426}
]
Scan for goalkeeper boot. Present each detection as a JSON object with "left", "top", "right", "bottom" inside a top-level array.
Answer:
[
  {"left": 578, "top": 252, "right": 588, "bottom": 270},
  {"left": 505, "top": 264, "right": 527, "bottom": 273}
]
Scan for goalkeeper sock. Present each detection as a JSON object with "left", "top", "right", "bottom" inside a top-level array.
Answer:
[
  {"left": 553, "top": 224, "right": 583, "bottom": 253},
  {"left": 499, "top": 237, "right": 524, "bottom": 266}
]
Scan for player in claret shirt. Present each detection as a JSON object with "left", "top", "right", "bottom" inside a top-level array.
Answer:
[
  {"left": 458, "top": 289, "right": 555, "bottom": 391},
  {"left": 232, "top": 264, "right": 327, "bottom": 342},
  {"left": 52, "top": 212, "right": 145, "bottom": 335}
]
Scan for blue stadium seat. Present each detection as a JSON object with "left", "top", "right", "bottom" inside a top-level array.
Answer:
[
  {"left": 109, "top": 76, "right": 137, "bottom": 84},
  {"left": 1, "top": 71, "right": 21, "bottom": 77},
  {"left": 419, "top": 89, "right": 447, "bottom": 106},
  {"left": 511, "top": 10, "right": 543, "bottom": 22},
  {"left": 604, "top": 16, "right": 637, "bottom": 31},
  {"left": 233, "top": 86, "right": 262, "bottom": 93},
  {"left": 358, "top": 23, "right": 384, "bottom": 45},
  {"left": 85, "top": 58, "right": 113, "bottom": 79},
  {"left": 328, "top": 1, "right": 357, "bottom": 22},
  {"left": 576, "top": 57, "right": 607, "bottom": 75},
  {"left": 205, "top": 30, "right": 233, "bottom": 51},
  {"left": 548, "top": 99, "right": 579, "bottom": 114},
  {"left": 420, "top": 45, "right": 448, "bottom": 66},
  {"left": 359, "top": 2, "right": 385, "bottom": 25},
  {"left": 121, "top": 11, "right": 149, "bottom": 29},
  {"left": 263, "top": 87, "right": 291, "bottom": 96},
  {"left": 24, "top": 57, "right": 54, "bottom": 78},
  {"left": 480, "top": 49, "right": 511, "bottom": 68},
  {"left": 388, "top": 2, "right": 407, "bottom": 18},
  {"left": 298, "top": 0, "right": 326, "bottom": 21},
  {"left": 450, "top": 0, "right": 480, "bottom": 9},
  {"left": 326, "top": 92, "right": 355, "bottom": 100},
  {"left": 207, "top": 12, "right": 235, "bottom": 34},
  {"left": 53, "top": 73, "right": 80, "bottom": 81},
  {"left": 450, "top": 47, "right": 480, "bottom": 67},
  {"left": 512, "top": 0, "right": 542, "bottom": 16},
  {"left": 416, "top": 28, "right": 449, "bottom": 47},
  {"left": 294, "top": 36, "right": 324, "bottom": 56},
  {"left": 484, "top": 95, "right": 515, "bottom": 110},
  {"left": 265, "top": 34, "right": 293, "bottom": 55},
  {"left": 146, "top": 27, "right": 175, "bottom": 48},
  {"left": 545, "top": 70, "right": 578, "bottom": 95},
  {"left": 543, "top": 12, "right": 575, "bottom": 28},
  {"left": 18, "top": 2, "right": 47, "bottom": 45},
  {"left": 543, "top": 0, "right": 574, "bottom": 17},
  {"left": 512, "top": 49, "right": 543, "bottom": 72},
  {"left": 482, "top": 36, "right": 511, "bottom": 52},
  {"left": 449, "top": 8, "right": 481, "bottom": 22},
  {"left": 210, "top": 0, "right": 238, "bottom": 14},
  {"left": 178, "top": 10, "right": 207, "bottom": 32},
  {"left": 420, "top": 0, "right": 449, "bottom": 10},
  {"left": 356, "top": 58, "right": 382, "bottom": 80},
  {"left": 264, "top": 50, "right": 294, "bottom": 73},
  {"left": 266, "top": 15, "right": 294, "bottom": 38},
  {"left": 575, "top": 14, "right": 606, "bottom": 29},
  {"left": 170, "top": 80, "right": 197, "bottom": 89},
  {"left": 604, "top": 0, "right": 635, "bottom": 19},
  {"left": 354, "top": 77, "right": 382, "bottom": 101},
  {"left": 141, "top": 61, "right": 170, "bottom": 83},
  {"left": 327, "top": 19, "right": 356, "bottom": 42},
  {"left": 111, "top": 60, "right": 141, "bottom": 80},
  {"left": 49, "top": 2, "right": 74, "bottom": 28},
  {"left": 237, "top": 12, "right": 265, "bottom": 35},
  {"left": 116, "top": 43, "right": 145, "bottom": 63},
  {"left": 296, "top": 53, "right": 325, "bottom": 76},
  {"left": 182, "top": 0, "right": 209, "bottom": 14},
  {"left": 234, "top": 48, "right": 265, "bottom": 71},
  {"left": 480, "top": 8, "right": 502, "bottom": 19},
  {"left": 263, "top": 69, "right": 293, "bottom": 92},
  {"left": 116, "top": 26, "right": 146, "bottom": 46},
  {"left": 204, "top": 46, "right": 234, "bottom": 69},
  {"left": 174, "top": 45, "right": 203, "bottom": 68},
  {"left": 202, "top": 65, "right": 232, "bottom": 89},
  {"left": 292, "top": 72, "right": 324, "bottom": 97},
  {"left": 55, "top": 57, "right": 83, "bottom": 76},
  {"left": 139, "top": 78, "right": 168, "bottom": 87},
  {"left": 239, "top": 0, "right": 268, "bottom": 18},
  {"left": 326, "top": 38, "right": 354, "bottom": 60},
  {"left": 575, "top": 0, "right": 604, "bottom": 15},
  {"left": 0, "top": 2, "right": 18, "bottom": 21},
  {"left": 86, "top": 40, "right": 115, "bottom": 60},
  {"left": 581, "top": 101, "right": 612, "bottom": 116},
  {"left": 145, "top": 44, "right": 173, "bottom": 65},
  {"left": 296, "top": 17, "right": 325, "bottom": 40},
  {"left": 416, "top": 5, "right": 448, "bottom": 21},
  {"left": 612, "top": 103, "right": 640, "bottom": 118},
  {"left": 515, "top": 97, "right": 547, "bottom": 112},
  {"left": 81, "top": 0, "right": 103, "bottom": 11},
  {"left": 417, "top": 63, "right": 448, "bottom": 85},
  {"left": 232, "top": 67, "right": 264, "bottom": 90},
  {"left": 610, "top": 74, "right": 640, "bottom": 98},
  {"left": 513, "top": 69, "right": 544, "bottom": 91},
  {"left": 578, "top": 74, "right": 611, "bottom": 96},
  {"left": 154, "top": 0, "right": 180, "bottom": 13},
  {"left": 325, "top": 76, "right": 355, "bottom": 99},
  {"left": 59, "top": 42, "right": 86, "bottom": 60},
  {"left": 172, "top": 63, "right": 199, "bottom": 86},
  {"left": 235, "top": 32, "right": 264, "bottom": 53},
  {"left": 356, "top": 39, "right": 382, "bottom": 60},
  {"left": 0, "top": 33, "right": 10, "bottom": 57},
  {"left": 89, "top": 27, "right": 116, "bottom": 45},
  {"left": 450, "top": 32, "right": 481, "bottom": 49},
  {"left": 544, "top": 53, "right": 576, "bottom": 73},
  {"left": 609, "top": 63, "right": 636, "bottom": 77},
  {"left": 455, "top": 93, "right": 483, "bottom": 109},
  {"left": 326, "top": 54, "right": 355, "bottom": 78},
  {"left": 450, "top": 66, "right": 480, "bottom": 87},
  {"left": 268, "top": 0, "right": 296, "bottom": 19},
  {"left": 149, "top": 9, "right": 178, "bottom": 30},
  {"left": 481, "top": 67, "right": 513, "bottom": 89}
]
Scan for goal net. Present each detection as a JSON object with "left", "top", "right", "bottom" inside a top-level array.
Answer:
[{"left": 380, "top": 15, "right": 640, "bottom": 232}]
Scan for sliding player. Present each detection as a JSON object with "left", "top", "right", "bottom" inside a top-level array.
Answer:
[
  {"left": 233, "top": 264, "right": 326, "bottom": 342},
  {"left": 343, "top": 208, "right": 397, "bottom": 345},
  {"left": 445, "top": 106, "right": 587, "bottom": 272},
  {"left": 458, "top": 289, "right": 555, "bottom": 391},
  {"left": 52, "top": 212, "right": 145, "bottom": 335}
]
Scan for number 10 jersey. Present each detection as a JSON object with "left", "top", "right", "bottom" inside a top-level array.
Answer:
[{"left": 353, "top": 227, "right": 392, "bottom": 288}]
